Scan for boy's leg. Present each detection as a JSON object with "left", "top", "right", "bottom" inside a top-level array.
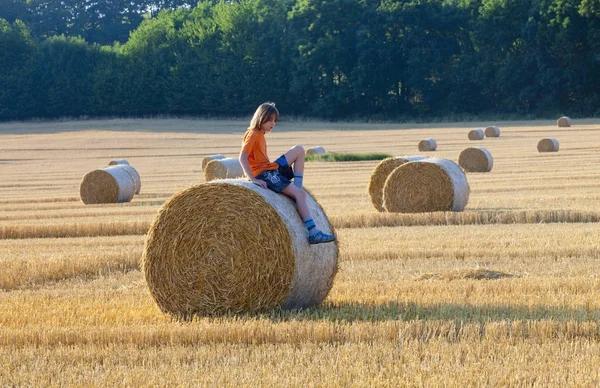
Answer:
[
  {"left": 275, "top": 145, "right": 305, "bottom": 188},
  {"left": 281, "top": 184, "right": 335, "bottom": 244}
]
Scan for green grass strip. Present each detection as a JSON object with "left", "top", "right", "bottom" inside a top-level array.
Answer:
[{"left": 305, "top": 152, "right": 392, "bottom": 162}]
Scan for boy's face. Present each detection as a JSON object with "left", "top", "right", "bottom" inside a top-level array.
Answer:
[{"left": 260, "top": 117, "right": 277, "bottom": 133}]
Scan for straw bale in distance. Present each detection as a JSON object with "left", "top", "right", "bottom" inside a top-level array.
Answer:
[
  {"left": 108, "top": 159, "right": 129, "bottom": 166},
  {"left": 306, "top": 146, "right": 326, "bottom": 157},
  {"left": 458, "top": 147, "right": 493, "bottom": 173},
  {"left": 383, "top": 158, "right": 469, "bottom": 213},
  {"left": 557, "top": 116, "right": 571, "bottom": 127},
  {"left": 484, "top": 126, "right": 500, "bottom": 137},
  {"left": 418, "top": 138, "right": 437, "bottom": 152},
  {"left": 204, "top": 158, "right": 245, "bottom": 181},
  {"left": 80, "top": 166, "right": 136, "bottom": 204},
  {"left": 141, "top": 179, "right": 338, "bottom": 317},
  {"left": 537, "top": 138, "right": 559, "bottom": 152},
  {"left": 468, "top": 129, "right": 484, "bottom": 140},
  {"left": 368, "top": 155, "right": 429, "bottom": 212},
  {"left": 115, "top": 164, "right": 141, "bottom": 194},
  {"left": 201, "top": 154, "right": 226, "bottom": 170}
]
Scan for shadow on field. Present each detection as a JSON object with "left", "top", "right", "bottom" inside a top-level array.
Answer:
[{"left": 259, "top": 301, "right": 600, "bottom": 323}]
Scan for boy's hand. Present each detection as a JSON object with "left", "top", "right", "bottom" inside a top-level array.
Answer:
[{"left": 251, "top": 178, "right": 267, "bottom": 189}]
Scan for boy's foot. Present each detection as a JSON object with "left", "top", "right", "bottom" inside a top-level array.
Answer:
[{"left": 309, "top": 231, "right": 336, "bottom": 244}]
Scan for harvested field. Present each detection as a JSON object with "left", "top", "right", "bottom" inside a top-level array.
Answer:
[{"left": 2, "top": 118, "right": 600, "bottom": 386}]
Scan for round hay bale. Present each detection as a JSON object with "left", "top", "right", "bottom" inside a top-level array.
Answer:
[
  {"left": 115, "top": 164, "right": 141, "bottom": 194},
  {"left": 141, "top": 179, "right": 338, "bottom": 317},
  {"left": 484, "top": 126, "right": 500, "bottom": 137},
  {"left": 204, "top": 158, "right": 245, "bottom": 181},
  {"left": 458, "top": 147, "right": 493, "bottom": 173},
  {"left": 383, "top": 158, "right": 469, "bottom": 213},
  {"left": 418, "top": 138, "right": 437, "bottom": 152},
  {"left": 201, "top": 154, "right": 226, "bottom": 171},
  {"left": 80, "top": 166, "right": 136, "bottom": 204},
  {"left": 108, "top": 159, "right": 129, "bottom": 166},
  {"left": 557, "top": 116, "right": 571, "bottom": 127},
  {"left": 468, "top": 129, "right": 485, "bottom": 140},
  {"left": 537, "top": 138, "right": 559, "bottom": 152},
  {"left": 368, "top": 155, "right": 429, "bottom": 212},
  {"left": 306, "top": 146, "right": 326, "bottom": 157}
]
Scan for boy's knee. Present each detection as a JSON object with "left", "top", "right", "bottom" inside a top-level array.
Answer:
[{"left": 292, "top": 145, "right": 305, "bottom": 156}]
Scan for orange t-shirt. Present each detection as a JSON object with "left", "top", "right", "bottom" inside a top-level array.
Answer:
[{"left": 241, "top": 129, "right": 279, "bottom": 177}]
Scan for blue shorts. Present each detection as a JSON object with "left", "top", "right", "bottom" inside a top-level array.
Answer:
[{"left": 256, "top": 161, "right": 294, "bottom": 193}]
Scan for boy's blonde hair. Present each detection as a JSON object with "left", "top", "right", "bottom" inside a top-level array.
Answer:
[{"left": 248, "top": 102, "right": 279, "bottom": 131}]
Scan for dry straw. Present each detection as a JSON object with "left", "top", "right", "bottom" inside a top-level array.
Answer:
[
  {"left": 79, "top": 166, "right": 136, "bottom": 204},
  {"left": 538, "top": 138, "right": 559, "bottom": 152},
  {"left": 383, "top": 158, "right": 469, "bottom": 213},
  {"left": 108, "top": 159, "right": 129, "bottom": 166},
  {"left": 306, "top": 146, "right": 326, "bottom": 156},
  {"left": 458, "top": 147, "right": 493, "bottom": 172},
  {"left": 141, "top": 179, "right": 338, "bottom": 317},
  {"left": 484, "top": 126, "right": 500, "bottom": 137},
  {"left": 368, "top": 155, "right": 428, "bottom": 212},
  {"left": 557, "top": 116, "right": 571, "bottom": 127},
  {"left": 468, "top": 129, "right": 485, "bottom": 140},
  {"left": 418, "top": 268, "right": 517, "bottom": 281},
  {"left": 204, "top": 158, "right": 245, "bottom": 181},
  {"left": 418, "top": 138, "right": 437, "bottom": 151},
  {"left": 201, "top": 154, "right": 226, "bottom": 170}
]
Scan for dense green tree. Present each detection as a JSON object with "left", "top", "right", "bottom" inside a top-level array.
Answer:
[
  {"left": 0, "top": 0, "right": 30, "bottom": 24},
  {"left": 0, "top": 19, "right": 37, "bottom": 120},
  {"left": 2, "top": 0, "right": 600, "bottom": 120}
]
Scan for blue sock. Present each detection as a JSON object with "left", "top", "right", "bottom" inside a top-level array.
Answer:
[
  {"left": 304, "top": 217, "right": 318, "bottom": 236},
  {"left": 294, "top": 174, "right": 303, "bottom": 189},
  {"left": 275, "top": 154, "right": 288, "bottom": 167}
]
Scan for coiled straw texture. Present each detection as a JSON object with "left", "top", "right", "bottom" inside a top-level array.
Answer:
[
  {"left": 368, "top": 156, "right": 428, "bottom": 212},
  {"left": 108, "top": 159, "right": 129, "bottom": 166},
  {"left": 484, "top": 126, "right": 500, "bottom": 137},
  {"left": 418, "top": 138, "right": 437, "bottom": 151},
  {"left": 557, "top": 117, "right": 571, "bottom": 127},
  {"left": 458, "top": 147, "right": 493, "bottom": 172},
  {"left": 201, "top": 154, "right": 226, "bottom": 170},
  {"left": 204, "top": 158, "right": 245, "bottom": 181},
  {"left": 468, "top": 129, "right": 485, "bottom": 140},
  {"left": 383, "top": 158, "right": 469, "bottom": 213},
  {"left": 79, "top": 166, "right": 136, "bottom": 204},
  {"left": 538, "top": 138, "right": 559, "bottom": 152},
  {"left": 141, "top": 179, "right": 338, "bottom": 318},
  {"left": 306, "top": 146, "right": 326, "bottom": 156}
]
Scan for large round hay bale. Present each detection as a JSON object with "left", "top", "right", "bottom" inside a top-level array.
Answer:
[
  {"left": 141, "top": 179, "right": 338, "bottom": 317},
  {"left": 557, "top": 116, "right": 571, "bottom": 127},
  {"left": 484, "top": 126, "right": 500, "bottom": 137},
  {"left": 537, "top": 138, "right": 559, "bottom": 152},
  {"left": 306, "top": 146, "right": 326, "bottom": 157},
  {"left": 108, "top": 159, "right": 129, "bottom": 166},
  {"left": 115, "top": 164, "right": 141, "bottom": 194},
  {"left": 383, "top": 158, "right": 469, "bottom": 213},
  {"left": 80, "top": 166, "right": 136, "bottom": 204},
  {"left": 204, "top": 158, "right": 245, "bottom": 181},
  {"left": 201, "top": 154, "right": 226, "bottom": 170},
  {"left": 418, "top": 138, "right": 437, "bottom": 152},
  {"left": 468, "top": 129, "right": 485, "bottom": 140},
  {"left": 458, "top": 147, "right": 493, "bottom": 172},
  {"left": 368, "top": 155, "right": 429, "bottom": 212}
]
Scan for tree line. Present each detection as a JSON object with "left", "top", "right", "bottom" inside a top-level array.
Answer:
[{"left": 1, "top": 0, "right": 599, "bottom": 121}]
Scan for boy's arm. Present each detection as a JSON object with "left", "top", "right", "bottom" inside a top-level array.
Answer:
[{"left": 239, "top": 152, "right": 267, "bottom": 189}]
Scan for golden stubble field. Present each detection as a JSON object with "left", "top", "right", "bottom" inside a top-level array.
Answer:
[{"left": 1, "top": 118, "right": 600, "bottom": 386}]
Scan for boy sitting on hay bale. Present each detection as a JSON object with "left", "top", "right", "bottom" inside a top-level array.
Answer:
[{"left": 239, "top": 102, "right": 336, "bottom": 245}]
